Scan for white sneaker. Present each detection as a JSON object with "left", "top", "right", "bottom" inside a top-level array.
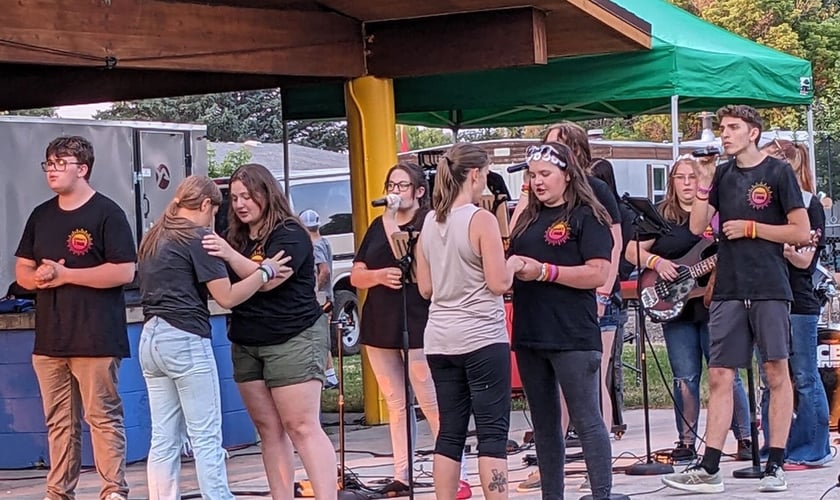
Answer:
[
  {"left": 662, "top": 465, "right": 725, "bottom": 494},
  {"left": 105, "top": 493, "right": 127, "bottom": 500},
  {"left": 758, "top": 463, "right": 787, "bottom": 492}
]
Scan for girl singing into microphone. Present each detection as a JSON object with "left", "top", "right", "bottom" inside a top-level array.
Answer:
[
  {"left": 507, "top": 142, "right": 614, "bottom": 499},
  {"left": 415, "top": 142, "right": 516, "bottom": 500},
  {"left": 351, "top": 163, "right": 471, "bottom": 497}
]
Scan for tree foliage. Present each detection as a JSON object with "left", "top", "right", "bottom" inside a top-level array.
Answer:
[
  {"left": 94, "top": 90, "right": 349, "bottom": 152},
  {"left": 0, "top": 107, "right": 57, "bottom": 117},
  {"left": 207, "top": 146, "right": 252, "bottom": 178}
]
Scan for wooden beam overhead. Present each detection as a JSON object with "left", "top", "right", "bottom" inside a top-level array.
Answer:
[
  {"left": 0, "top": 63, "right": 332, "bottom": 112},
  {"left": 0, "top": 0, "right": 365, "bottom": 77},
  {"left": 366, "top": 8, "right": 547, "bottom": 78}
]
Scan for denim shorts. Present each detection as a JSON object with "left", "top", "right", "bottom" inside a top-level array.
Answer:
[
  {"left": 232, "top": 314, "right": 329, "bottom": 388},
  {"left": 599, "top": 302, "right": 620, "bottom": 330}
]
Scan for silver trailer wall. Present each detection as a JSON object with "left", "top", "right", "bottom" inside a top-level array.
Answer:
[{"left": 0, "top": 117, "right": 207, "bottom": 293}]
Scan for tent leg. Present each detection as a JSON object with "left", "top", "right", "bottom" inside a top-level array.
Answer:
[
  {"left": 282, "top": 120, "right": 291, "bottom": 195},
  {"left": 671, "top": 95, "right": 680, "bottom": 161},
  {"left": 806, "top": 105, "right": 817, "bottom": 189}
]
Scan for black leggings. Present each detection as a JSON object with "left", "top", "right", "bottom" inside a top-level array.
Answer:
[{"left": 426, "top": 342, "right": 511, "bottom": 461}]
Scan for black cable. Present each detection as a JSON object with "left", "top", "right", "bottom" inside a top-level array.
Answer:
[
  {"left": 622, "top": 485, "right": 668, "bottom": 496},
  {"left": 819, "top": 484, "right": 839, "bottom": 500}
]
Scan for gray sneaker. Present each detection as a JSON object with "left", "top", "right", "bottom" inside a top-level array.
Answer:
[
  {"left": 662, "top": 465, "right": 724, "bottom": 493},
  {"left": 516, "top": 470, "right": 541, "bottom": 492},
  {"left": 758, "top": 463, "right": 787, "bottom": 492}
]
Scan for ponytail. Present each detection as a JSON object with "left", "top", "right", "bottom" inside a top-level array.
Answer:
[{"left": 432, "top": 142, "right": 489, "bottom": 223}]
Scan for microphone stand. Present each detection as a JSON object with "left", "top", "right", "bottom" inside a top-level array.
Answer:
[
  {"left": 395, "top": 227, "right": 418, "bottom": 500},
  {"left": 621, "top": 194, "right": 675, "bottom": 476}
]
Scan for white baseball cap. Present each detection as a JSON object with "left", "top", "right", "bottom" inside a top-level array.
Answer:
[{"left": 299, "top": 209, "right": 320, "bottom": 228}]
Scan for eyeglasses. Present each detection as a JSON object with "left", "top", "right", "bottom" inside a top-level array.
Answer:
[
  {"left": 525, "top": 145, "right": 567, "bottom": 169},
  {"left": 386, "top": 181, "right": 413, "bottom": 192},
  {"left": 672, "top": 174, "right": 697, "bottom": 183},
  {"left": 40, "top": 158, "right": 82, "bottom": 172}
]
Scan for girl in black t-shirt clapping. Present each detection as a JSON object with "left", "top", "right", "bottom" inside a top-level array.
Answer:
[
  {"left": 506, "top": 142, "right": 614, "bottom": 499},
  {"left": 201, "top": 163, "right": 337, "bottom": 500}
]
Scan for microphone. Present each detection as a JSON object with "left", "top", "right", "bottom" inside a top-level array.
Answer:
[
  {"left": 371, "top": 193, "right": 401, "bottom": 208},
  {"left": 507, "top": 162, "right": 528, "bottom": 174}
]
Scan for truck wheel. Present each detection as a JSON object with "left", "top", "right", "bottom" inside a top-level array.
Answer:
[{"left": 331, "top": 290, "right": 361, "bottom": 356}]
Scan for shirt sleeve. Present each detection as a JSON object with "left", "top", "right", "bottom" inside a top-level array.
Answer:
[
  {"left": 578, "top": 207, "right": 613, "bottom": 262},
  {"left": 353, "top": 216, "right": 381, "bottom": 265},
  {"left": 14, "top": 210, "right": 37, "bottom": 260},
  {"left": 189, "top": 232, "right": 229, "bottom": 283},
  {"left": 313, "top": 240, "right": 328, "bottom": 265},
  {"left": 103, "top": 206, "right": 138, "bottom": 264},
  {"left": 708, "top": 161, "right": 727, "bottom": 212},
  {"left": 265, "top": 223, "right": 312, "bottom": 274}
]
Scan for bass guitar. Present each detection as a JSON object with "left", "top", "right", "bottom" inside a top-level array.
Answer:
[{"left": 638, "top": 239, "right": 717, "bottom": 322}]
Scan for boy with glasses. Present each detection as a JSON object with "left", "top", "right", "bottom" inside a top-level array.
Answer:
[{"left": 16, "top": 136, "right": 136, "bottom": 500}]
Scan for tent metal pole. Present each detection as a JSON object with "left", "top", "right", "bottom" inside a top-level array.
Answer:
[
  {"left": 671, "top": 95, "right": 680, "bottom": 161},
  {"left": 282, "top": 120, "right": 291, "bottom": 196},
  {"left": 807, "top": 105, "right": 817, "bottom": 189}
]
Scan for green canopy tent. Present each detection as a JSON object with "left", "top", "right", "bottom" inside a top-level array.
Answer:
[{"left": 283, "top": 0, "right": 814, "bottom": 162}]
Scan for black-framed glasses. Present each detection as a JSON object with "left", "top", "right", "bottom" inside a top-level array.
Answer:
[
  {"left": 40, "top": 158, "right": 82, "bottom": 172},
  {"left": 386, "top": 181, "right": 413, "bottom": 192},
  {"left": 525, "top": 145, "right": 567, "bottom": 169}
]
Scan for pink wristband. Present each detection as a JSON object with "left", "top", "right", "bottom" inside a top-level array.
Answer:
[{"left": 697, "top": 184, "right": 713, "bottom": 195}]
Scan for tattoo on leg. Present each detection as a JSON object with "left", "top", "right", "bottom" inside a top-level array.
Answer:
[{"left": 488, "top": 469, "right": 507, "bottom": 493}]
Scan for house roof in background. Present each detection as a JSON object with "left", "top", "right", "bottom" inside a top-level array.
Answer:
[{"left": 210, "top": 141, "right": 349, "bottom": 177}]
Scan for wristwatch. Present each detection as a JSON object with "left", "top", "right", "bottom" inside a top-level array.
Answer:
[{"left": 596, "top": 293, "right": 612, "bottom": 306}]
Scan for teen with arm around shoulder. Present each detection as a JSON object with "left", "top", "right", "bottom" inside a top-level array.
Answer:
[
  {"left": 204, "top": 164, "right": 338, "bottom": 500},
  {"left": 505, "top": 142, "right": 615, "bottom": 500},
  {"left": 137, "top": 176, "right": 291, "bottom": 499}
]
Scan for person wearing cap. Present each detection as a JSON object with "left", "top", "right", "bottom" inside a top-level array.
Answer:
[{"left": 300, "top": 209, "right": 339, "bottom": 389}]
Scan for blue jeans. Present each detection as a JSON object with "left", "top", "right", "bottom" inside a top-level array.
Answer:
[
  {"left": 662, "top": 320, "right": 751, "bottom": 445},
  {"left": 139, "top": 317, "right": 235, "bottom": 500},
  {"left": 759, "top": 314, "right": 832, "bottom": 465}
]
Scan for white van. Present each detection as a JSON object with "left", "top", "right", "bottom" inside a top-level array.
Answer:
[{"left": 213, "top": 168, "right": 360, "bottom": 356}]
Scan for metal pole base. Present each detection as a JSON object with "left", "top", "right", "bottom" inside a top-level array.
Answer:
[
  {"left": 580, "top": 494, "right": 631, "bottom": 500},
  {"left": 732, "top": 465, "right": 764, "bottom": 479},
  {"left": 625, "top": 461, "right": 674, "bottom": 476}
]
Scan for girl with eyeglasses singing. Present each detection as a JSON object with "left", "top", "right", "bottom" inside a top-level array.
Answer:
[
  {"left": 506, "top": 142, "right": 615, "bottom": 500},
  {"left": 350, "top": 163, "right": 472, "bottom": 497}
]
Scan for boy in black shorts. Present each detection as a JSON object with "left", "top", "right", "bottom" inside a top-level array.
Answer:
[{"left": 661, "top": 105, "right": 809, "bottom": 494}]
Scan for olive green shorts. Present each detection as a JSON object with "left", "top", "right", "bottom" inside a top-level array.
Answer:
[{"left": 232, "top": 315, "right": 330, "bottom": 388}]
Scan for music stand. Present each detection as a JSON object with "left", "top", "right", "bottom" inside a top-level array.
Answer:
[
  {"left": 621, "top": 194, "right": 675, "bottom": 476},
  {"left": 391, "top": 229, "right": 419, "bottom": 500}
]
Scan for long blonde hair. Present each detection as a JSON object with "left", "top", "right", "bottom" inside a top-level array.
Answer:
[
  {"left": 432, "top": 142, "right": 489, "bottom": 223},
  {"left": 763, "top": 139, "right": 814, "bottom": 193},
  {"left": 510, "top": 142, "right": 611, "bottom": 240},
  {"left": 138, "top": 176, "right": 222, "bottom": 260}
]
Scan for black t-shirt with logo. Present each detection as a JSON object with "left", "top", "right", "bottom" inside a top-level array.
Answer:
[
  {"left": 15, "top": 193, "right": 137, "bottom": 357},
  {"left": 640, "top": 220, "right": 711, "bottom": 323},
  {"left": 228, "top": 221, "right": 322, "bottom": 346},
  {"left": 139, "top": 228, "right": 228, "bottom": 337},
  {"left": 510, "top": 204, "right": 613, "bottom": 352},
  {"left": 709, "top": 156, "right": 804, "bottom": 301},
  {"left": 789, "top": 195, "right": 825, "bottom": 315},
  {"left": 355, "top": 215, "right": 430, "bottom": 350}
]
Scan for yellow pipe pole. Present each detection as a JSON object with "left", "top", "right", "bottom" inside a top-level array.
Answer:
[{"left": 345, "top": 76, "right": 397, "bottom": 425}]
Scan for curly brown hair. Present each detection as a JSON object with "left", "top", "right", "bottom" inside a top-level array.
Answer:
[{"left": 716, "top": 105, "right": 763, "bottom": 146}]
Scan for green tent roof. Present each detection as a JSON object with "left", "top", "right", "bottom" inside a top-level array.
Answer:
[{"left": 283, "top": 0, "right": 813, "bottom": 127}]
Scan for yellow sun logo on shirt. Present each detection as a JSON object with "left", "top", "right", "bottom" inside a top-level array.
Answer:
[
  {"left": 66, "top": 229, "right": 93, "bottom": 256},
  {"left": 544, "top": 220, "right": 571, "bottom": 246},
  {"left": 747, "top": 182, "right": 773, "bottom": 210}
]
